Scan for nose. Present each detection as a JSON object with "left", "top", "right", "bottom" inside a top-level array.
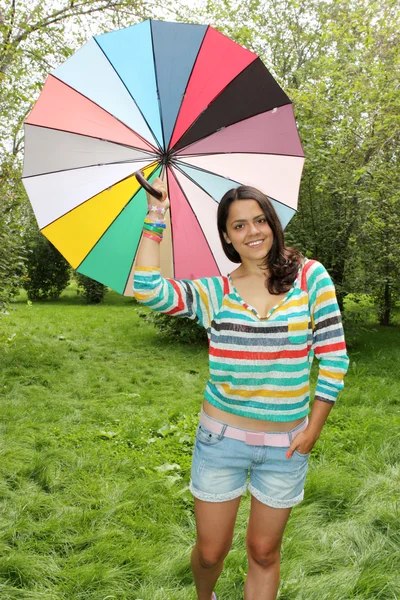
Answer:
[{"left": 248, "top": 221, "right": 261, "bottom": 235}]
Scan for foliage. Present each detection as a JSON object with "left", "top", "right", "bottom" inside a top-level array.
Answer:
[
  {"left": 0, "top": 292, "right": 399, "bottom": 598},
  {"left": 343, "top": 293, "right": 377, "bottom": 325},
  {"left": 0, "top": 205, "right": 25, "bottom": 312},
  {"left": 342, "top": 293, "right": 378, "bottom": 346},
  {"left": 23, "top": 227, "right": 70, "bottom": 300},
  {"left": 75, "top": 272, "right": 108, "bottom": 304},
  {"left": 183, "top": 0, "right": 400, "bottom": 322},
  {"left": 138, "top": 307, "right": 208, "bottom": 345},
  {"left": 352, "top": 158, "right": 400, "bottom": 325},
  {"left": 0, "top": 157, "right": 28, "bottom": 311}
]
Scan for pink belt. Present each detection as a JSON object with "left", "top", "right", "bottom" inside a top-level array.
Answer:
[{"left": 200, "top": 411, "right": 308, "bottom": 447}]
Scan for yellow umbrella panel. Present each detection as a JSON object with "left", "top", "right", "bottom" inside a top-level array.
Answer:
[{"left": 43, "top": 163, "right": 160, "bottom": 294}]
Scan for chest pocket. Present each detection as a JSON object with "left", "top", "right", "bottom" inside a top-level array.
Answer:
[{"left": 288, "top": 314, "right": 309, "bottom": 344}]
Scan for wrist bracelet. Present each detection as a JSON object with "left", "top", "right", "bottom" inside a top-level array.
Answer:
[
  {"left": 147, "top": 204, "right": 167, "bottom": 216},
  {"left": 143, "top": 223, "right": 163, "bottom": 234},
  {"left": 143, "top": 231, "right": 162, "bottom": 243},
  {"left": 143, "top": 223, "right": 165, "bottom": 237},
  {"left": 144, "top": 217, "right": 166, "bottom": 229}
]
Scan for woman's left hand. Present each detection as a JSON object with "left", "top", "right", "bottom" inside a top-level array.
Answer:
[{"left": 286, "top": 430, "right": 319, "bottom": 458}]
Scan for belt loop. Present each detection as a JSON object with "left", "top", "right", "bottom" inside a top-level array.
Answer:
[
  {"left": 288, "top": 431, "right": 293, "bottom": 444},
  {"left": 218, "top": 424, "right": 227, "bottom": 440}
]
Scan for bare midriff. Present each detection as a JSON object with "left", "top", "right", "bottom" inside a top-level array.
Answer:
[{"left": 202, "top": 399, "right": 305, "bottom": 432}]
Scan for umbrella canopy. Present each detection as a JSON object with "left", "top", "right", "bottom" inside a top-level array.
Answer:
[{"left": 22, "top": 19, "right": 304, "bottom": 295}]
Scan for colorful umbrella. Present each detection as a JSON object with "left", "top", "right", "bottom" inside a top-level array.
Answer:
[{"left": 22, "top": 19, "right": 304, "bottom": 295}]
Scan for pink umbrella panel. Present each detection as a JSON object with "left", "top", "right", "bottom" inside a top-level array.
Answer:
[{"left": 22, "top": 19, "right": 305, "bottom": 295}]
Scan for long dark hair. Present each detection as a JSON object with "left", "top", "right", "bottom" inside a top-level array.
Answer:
[{"left": 217, "top": 186, "right": 303, "bottom": 294}]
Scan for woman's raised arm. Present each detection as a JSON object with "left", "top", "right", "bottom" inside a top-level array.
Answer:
[
  {"left": 134, "top": 176, "right": 170, "bottom": 269},
  {"left": 133, "top": 176, "right": 222, "bottom": 330}
]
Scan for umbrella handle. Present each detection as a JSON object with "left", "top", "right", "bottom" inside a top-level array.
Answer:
[{"left": 134, "top": 170, "right": 163, "bottom": 200}]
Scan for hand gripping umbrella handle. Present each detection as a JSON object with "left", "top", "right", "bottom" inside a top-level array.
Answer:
[{"left": 134, "top": 170, "right": 163, "bottom": 200}]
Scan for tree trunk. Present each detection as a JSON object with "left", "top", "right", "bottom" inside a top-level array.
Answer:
[{"left": 379, "top": 281, "right": 391, "bottom": 326}]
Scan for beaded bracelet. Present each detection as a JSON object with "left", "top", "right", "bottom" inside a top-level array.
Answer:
[
  {"left": 147, "top": 205, "right": 167, "bottom": 222},
  {"left": 147, "top": 204, "right": 167, "bottom": 215}
]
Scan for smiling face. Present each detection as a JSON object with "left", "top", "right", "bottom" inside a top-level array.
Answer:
[{"left": 223, "top": 199, "right": 274, "bottom": 264}]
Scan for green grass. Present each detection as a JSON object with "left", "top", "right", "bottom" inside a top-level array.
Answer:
[{"left": 0, "top": 285, "right": 399, "bottom": 599}]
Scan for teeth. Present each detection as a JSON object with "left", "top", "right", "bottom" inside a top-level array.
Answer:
[{"left": 248, "top": 240, "right": 263, "bottom": 247}]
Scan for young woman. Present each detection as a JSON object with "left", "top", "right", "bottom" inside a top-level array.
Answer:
[{"left": 133, "top": 179, "right": 349, "bottom": 600}]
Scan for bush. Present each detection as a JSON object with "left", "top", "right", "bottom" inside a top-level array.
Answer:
[
  {"left": 138, "top": 309, "right": 207, "bottom": 345},
  {"left": 342, "top": 293, "right": 378, "bottom": 345},
  {"left": 0, "top": 216, "right": 25, "bottom": 311},
  {"left": 343, "top": 293, "right": 378, "bottom": 325},
  {"left": 0, "top": 162, "right": 27, "bottom": 312},
  {"left": 23, "top": 229, "right": 70, "bottom": 300},
  {"left": 75, "top": 273, "right": 108, "bottom": 304}
]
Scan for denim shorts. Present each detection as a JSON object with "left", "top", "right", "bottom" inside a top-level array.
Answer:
[{"left": 190, "top": 413, "right": 310, "bottom": 509}]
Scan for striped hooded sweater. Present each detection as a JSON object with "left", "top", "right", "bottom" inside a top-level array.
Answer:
[{"left": 133, "top": 259, "right": 349, "bottom": 422}]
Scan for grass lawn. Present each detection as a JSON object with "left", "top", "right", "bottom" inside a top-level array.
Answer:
[{"left": 0, "top": 285, "right": 399, "bottom": 599}]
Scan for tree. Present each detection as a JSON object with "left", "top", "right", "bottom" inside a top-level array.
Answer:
[
  {"left": 291, "top": 0, "right": 400, "bottom": 319},
  {"left": 0, "top": 156, "right": 27, "bottom": 311},
  {"left": 352, "top": 144, "right": 400, "bottom": 325},
  {"left": 185, "top": 0, "right": 400, "bottom": 319}
]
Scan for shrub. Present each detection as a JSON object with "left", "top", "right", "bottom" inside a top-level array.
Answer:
[
  {"left": 23, "top": 230, "right": 70, "bottom": 300},
  {"left": 0, "top": 216, "right": 25, "bottom": 311},
  {"left": 75, "top": 273, "right": 108, "bottom": 304},
  {"left": 343, "top": 293, "right": 378, "bottom": 325},
  {"left": 342, "top": 293, "right": 378, "bottom": 345},
  {"left": 0, "top": 162, "right": 27, "bottom": 312}
]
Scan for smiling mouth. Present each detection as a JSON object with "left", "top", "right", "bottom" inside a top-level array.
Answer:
[{"left": 246, "top": 240, "right": 264, "bottom": 247}]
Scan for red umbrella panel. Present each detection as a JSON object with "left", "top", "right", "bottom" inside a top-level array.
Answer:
[{"left": 22, "top": 19, "right": 304, "bottom": 295}]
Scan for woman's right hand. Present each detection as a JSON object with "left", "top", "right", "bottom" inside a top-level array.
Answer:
[
  {"left": 146, "top": 177, "right": 170, "bottom": 214},
  {"left": 135, "top": 175, "right": 169, "bottom": 268}
]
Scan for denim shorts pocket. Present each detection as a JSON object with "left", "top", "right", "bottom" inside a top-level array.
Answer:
[
  {"left": 287, "top": 315, "right": 308, "bottom": 344},
  {"left": 293, "top": 448, "right": 310, "bottom": 458},
  {"left": 196, "top": 423, "right": 224, "bottom": 446}
]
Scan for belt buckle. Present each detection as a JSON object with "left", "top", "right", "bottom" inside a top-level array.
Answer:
[{"left": 245, "top": 431, "right": 265, "bottom": 446}]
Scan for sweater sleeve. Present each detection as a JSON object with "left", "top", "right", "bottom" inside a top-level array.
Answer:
[
  {"left": 306, "top": 261, "right": 350, "bottom": 404},
  {"left": 133, "top": 266, "right": 224, "bottom": 330}
]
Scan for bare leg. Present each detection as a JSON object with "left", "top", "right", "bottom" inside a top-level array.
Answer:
[
  {"left": 244, "top": 496, "right": 292, "bottom": 600},
  {"left": 191, "top": 495, "right": 242, "bottom": 600}
]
